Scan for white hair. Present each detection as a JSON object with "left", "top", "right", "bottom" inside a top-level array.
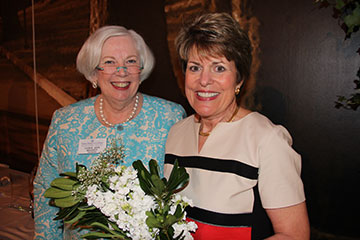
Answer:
[{"left": 76, "top": 25, "right": 155, "bottom": 83}]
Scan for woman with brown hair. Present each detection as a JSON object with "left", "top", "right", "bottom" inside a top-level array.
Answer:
[{"left": 165, "top": 13, "right": 310, "bottom": 240}]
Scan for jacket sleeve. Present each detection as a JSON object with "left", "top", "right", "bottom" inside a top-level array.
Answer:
[{"left": 33, "top": 110, "right": 64, "bottom": 240}]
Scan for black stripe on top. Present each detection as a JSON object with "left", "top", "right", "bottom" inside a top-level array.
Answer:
[{"left": 165, "top": 154, "right": 258, "bottom": 180}]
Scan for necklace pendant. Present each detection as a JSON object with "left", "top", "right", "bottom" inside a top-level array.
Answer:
[
  {"left": 199, "top": 130, "right": 211, "bottom": 137},
  {"left": 198, "top": 105, "right": 239, "bottom": 137}
]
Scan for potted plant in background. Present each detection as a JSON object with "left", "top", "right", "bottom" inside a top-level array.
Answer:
[{"left": 315, "top": 0, "right": 360, "bottom": 110}]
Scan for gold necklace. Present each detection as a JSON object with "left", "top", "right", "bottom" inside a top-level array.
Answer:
[{"left": 198, "top": 106, "right": 239, "bottom": 137}]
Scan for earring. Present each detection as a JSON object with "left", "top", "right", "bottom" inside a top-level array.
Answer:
[
  {"left": 235, "top": 87, "right": 240, "bottom": 95},
  {"left": 92, "top": 81, "right": 97, "bottom": 89}
]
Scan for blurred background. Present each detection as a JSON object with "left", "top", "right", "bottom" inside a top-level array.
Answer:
[{"left": 0, "top": 0, "right": 359, "bottom": 239}]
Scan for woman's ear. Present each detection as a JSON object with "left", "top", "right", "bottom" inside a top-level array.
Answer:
[{"left": 235, "top": 81, "right": 244, "bottom": 96}]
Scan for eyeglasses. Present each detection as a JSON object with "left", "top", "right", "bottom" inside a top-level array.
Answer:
[{"left": 96, "top": 65, "right": 143, "bottom": 75}]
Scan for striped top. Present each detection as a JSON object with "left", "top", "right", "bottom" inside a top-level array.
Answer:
[{"left": 164, "top": 112, "right": 305, "bottom": 239}]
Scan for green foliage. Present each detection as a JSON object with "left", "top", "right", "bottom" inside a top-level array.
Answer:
[
  {"left": 335, "top": 69, "right": 360, "bottom": 110},
  {"left": 132, "top": 159, "right": 190, "bottom": 240},
  {"left": 44, "top": 139, "right": 130, "bottom": 239},
  {"left": 315, "top": 0, "right": 360, "bottom": 110},
  {"left": 315, "top": 0, "right": 360, "bottom": 38},
  {"left": 45, "top": 139, "right": 191, "bottom": 239}
]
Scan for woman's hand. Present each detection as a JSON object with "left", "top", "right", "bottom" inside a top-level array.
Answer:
[{"left": 266, "top": 201, "right": 310, "bottom": 240}]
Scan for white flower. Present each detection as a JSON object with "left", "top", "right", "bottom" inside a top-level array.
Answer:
[
  {"left": 84, "top": 166, "right": 159, "bottom": 240},
  {"left": 181, "top": 196, "right": 194, "bottom": 207},
  {"left": 173, "top": 221, "right": 197, "bottom": 240},
  {"left": 82, "top": 157, "right": 196, "bottom": 239}
]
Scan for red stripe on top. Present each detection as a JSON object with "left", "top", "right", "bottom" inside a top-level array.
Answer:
[{"left": 187, "top": 218, "right": 251, "bottom": 240}]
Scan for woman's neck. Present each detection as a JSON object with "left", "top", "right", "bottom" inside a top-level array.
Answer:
[
  {"left": 95, "top": 93, "right": 142, "bottom": 126},
  {"left": 198, "top": 101, "right": 238, "bottom": 134}
]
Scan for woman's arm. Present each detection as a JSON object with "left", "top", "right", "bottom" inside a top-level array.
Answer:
[
  {"left": 33, "top": 112, "right": 63, "bottom": 240},
  {"left": 266, "top": 202, "right": 310, "bottom": 240}
]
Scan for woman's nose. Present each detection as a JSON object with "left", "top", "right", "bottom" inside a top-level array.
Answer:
[
  {"left": 115, "top": 66, "right": 128, "bottom": 76},
  {"left": 199, "top": 69, "right": 213, "bottom": 87}
]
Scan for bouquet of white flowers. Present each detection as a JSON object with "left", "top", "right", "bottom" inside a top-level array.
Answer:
[{"left": 44, "top": 139, "right": 197, "bottom": 239}]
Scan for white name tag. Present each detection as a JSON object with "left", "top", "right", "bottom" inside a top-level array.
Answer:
[{"left": 78, "top": 138, "right": 107, "bottom": 154}]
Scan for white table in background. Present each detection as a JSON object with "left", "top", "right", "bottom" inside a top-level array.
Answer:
[{"left": 0, "top": 165, "right": 34, "bottom": 240}]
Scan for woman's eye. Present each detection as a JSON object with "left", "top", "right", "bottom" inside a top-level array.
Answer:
[
  {"left": 214, "top": 65, "right": 226, "bottom": 72},
  {"left": 126, "top": 59, "right": 138, "bottom": 65},
  {"left": 104, "top": 60, "right": 116, "bottom": 65},
  {"left": 188, "top": 65, "right": 200, "bottom": 72}
]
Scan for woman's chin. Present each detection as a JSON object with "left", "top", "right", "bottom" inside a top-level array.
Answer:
[{"left": 194, "top": 110, "right": 215, "bottom": 119}]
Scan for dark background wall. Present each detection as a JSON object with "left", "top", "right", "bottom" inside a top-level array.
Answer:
[
  {"left": 252, "top": 0, "right": 360, "bottom": 238},
  {"left": 107, "top": 0, "right": 191, "bottom": 113}
]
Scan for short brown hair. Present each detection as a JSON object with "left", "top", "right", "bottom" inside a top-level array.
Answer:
[{"left": 176, "top": 12, "right": 252, "bottom": 84}]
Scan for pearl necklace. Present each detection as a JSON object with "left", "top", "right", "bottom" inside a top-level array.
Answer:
[
  {"left": 99, "top": 94, "right": 139, "bottom": 127},
  {"left": 199, "top": 106, "right": 239, "bottom": 137}
]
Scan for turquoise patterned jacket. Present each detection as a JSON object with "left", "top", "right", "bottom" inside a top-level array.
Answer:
[{"left": 33, "top": 94, "right": 186, "bottom": 239}]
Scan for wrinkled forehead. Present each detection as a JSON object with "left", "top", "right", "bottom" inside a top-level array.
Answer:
[{"left": 102, "top": 35, "right": 138, "bottom": 56}]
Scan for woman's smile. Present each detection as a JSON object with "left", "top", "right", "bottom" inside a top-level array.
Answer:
[
  {"left": 111, "top": 81, "right": 131, "bottom": 89},
  {"left": 196, "top": 91, "right": 219, "bottom": 100}
]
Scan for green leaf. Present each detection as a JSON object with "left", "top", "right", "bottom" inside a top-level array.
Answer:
[
  {"left": 64, "top": 210, "right": 86, "bottom": 225},
  {"left": 335, "top": 0, "right": 345, "bottom": 10},
  {"left": 80, "top": 232, "right": 116, "bottom": 239},
  {"left": 75, "top": 210, "right": 107, "bottom": 227},
  {"left": 108, "top": 221, "right": 124, "bottom": 233},
  {"left": 132, "top": 160, "right": 151, "bottom": 179},
  {"left": 62, "top": 204, "right": 85, "bottom": 222},
  {"left": 149, "top": 159, "right": 160, "bottom": 176},
  {"left": 54, "top": 202, "right": 82, "bottom": 220},
  {"left": 50, "top": 178, "right": 77, "bottom": 191},
  {"left": 89, "top": 222, "right": 112, "bottom": 233},
  {"left": 164, "top": 214, "right": 179, "bottom": 226},
  {"left": 133, "top": 160, "right": 156, "bottom": 195},
  {"left": 146, "top": 215, "right": 163, "bottom": 228},
  {"left": 44, "top": 187, "right": 72, "bottom": 198},
  {"left": 344, "top": 3, "right": 360, "bottom": 34},
  {"left": 146, "top": 210, "right": 155, "bottom": 218},
  {"left": 140, "top": 170, "right": 156, "bottom": 194},
  {"left": 78, "top": 205, "right": 96, "bottom": 211},
  {"left": 88, "top": 222, "right": 130, "bottom": 239},
  {"left": 138, "top": 178, "right": 153, "bottom": 195},
  {"left": 54, "top": 195, "right": 79, "bottom": 208},
  {"left": 173, "top": 205, "right": 184, "bottom": 218},
  {"left": 150, "top": 174, "right": 166, "bottom": 196},
  {"left": 166, "top": 160, "right": 189, "bottom": 193}
]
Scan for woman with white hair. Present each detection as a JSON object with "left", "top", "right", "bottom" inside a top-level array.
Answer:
[{"left": 33, "top": 25, "right": 185, "bottom": 239}]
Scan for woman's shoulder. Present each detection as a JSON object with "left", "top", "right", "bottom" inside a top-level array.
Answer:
[
  {"left": 52, "top": 96, "right": 96, "bottom": 120},
  {"left": 142, "top": 94, "right": 185, "bottom": 115},
  {"left": 143, "top": 94, "right": 181, "bottom": 107},
  {"left": 243, "top": 112, "right": 293, "bottom": 144},
  {"left": 241, "top": 112, "right": 278, "bottom": 129},
  {"left": 168, "top": 115, "right": 195, "bottom": 131}
]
